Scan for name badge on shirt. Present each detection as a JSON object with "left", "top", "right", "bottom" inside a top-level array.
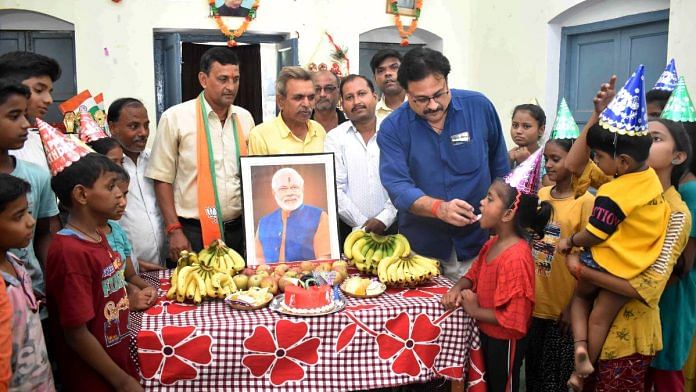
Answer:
[{"left": 450, "top": 131, "right": 470, "bottom": 145}]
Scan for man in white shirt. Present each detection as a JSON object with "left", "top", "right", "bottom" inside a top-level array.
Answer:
[
  {"left": 108, "top": 97, "right": 167, "bottom": 267},
  {"left": 324, "top": 74, "right": 397, "bottom": 244}
]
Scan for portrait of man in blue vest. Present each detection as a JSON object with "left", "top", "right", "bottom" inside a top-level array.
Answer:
[{"left": 255, "top": 167, "right": 332, "bottom": 264}]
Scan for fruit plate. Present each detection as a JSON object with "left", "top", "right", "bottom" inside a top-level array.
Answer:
[
  {"left": 340, "top": 281, "right": 387, "bottom": 299},
  {"left": 225, "top": 292, "right": 274, "bottom": 311},
  {"left": 269, "top": 293, "right": 346, "bottom": 317}
]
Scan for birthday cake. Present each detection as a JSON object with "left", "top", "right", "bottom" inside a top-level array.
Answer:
[{"left": 281, "top": 284, "right": 334, "bottom": 314}]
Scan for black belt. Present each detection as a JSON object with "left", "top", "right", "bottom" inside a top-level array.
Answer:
[{"left": 178, "top": 216, "right": 242, "bottom": 228}]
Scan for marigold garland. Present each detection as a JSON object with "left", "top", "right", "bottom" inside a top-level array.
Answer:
[
  {"left": 391, "top": 0, "right": 422, "bottom": 46},
  {"left": 209, "top": 0, "right": 260, "bottom": 47}
]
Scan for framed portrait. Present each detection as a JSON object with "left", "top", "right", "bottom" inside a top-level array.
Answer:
[
  {"left": 386, "top": 0, "right": 418, "bottom": 17},
  {"left": 241, "top": 153, "right": 341, "bottom": 266},
  {"left": 211, "top": 0, "right": 253, "bottom": 17}
]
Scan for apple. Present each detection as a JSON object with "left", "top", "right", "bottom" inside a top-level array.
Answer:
[
  {"left": 260, "top": 277, "right": 279, "bottom": 295},
  {"left": 256, "top": 264, "right": 271, "bottom": 274},
  {"left": 317, "top": 262, "right": 332, "bottom": 272},
  {"left": 300, "top": 261, "right": 314, "bottom": 272},
  {"left": 274, "top": 263, "right": 289, "bottom": 275},
  {"left": 333, "top": 270, "right": 346, "bottom": 286},
  {"left": 243, "top": 267, "right": 255, "bottom": 277},
  {"left": 284, "top": 270, "right": 299, "bottom": 279},
  {"left": 332, "top": 260, "right": 347, "bottom": 270},
  {"left": 248, "top": 275, "right": 264, "bottom": 288},
  {"left": 272, "top": 274, "right": 282, "bottom": 284},
  {"left": 256, "top": 271, "right": 270, "bottom": 278},
  {"left": 278, "top": 277, "right": 298, "bottom": 292},
  {"left": 232, "top": 274, "right": 249, "bottom": 291}
]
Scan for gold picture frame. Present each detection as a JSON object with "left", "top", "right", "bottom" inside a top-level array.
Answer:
[{"left": 386, "top": 0, "right": 417, "bottom": 17}]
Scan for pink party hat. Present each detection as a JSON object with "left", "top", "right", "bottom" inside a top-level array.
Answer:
[
  {"left": 503, "top": 147, "right": 543, "bottom": 196},
  {"left": 36, "top": 118, "right": 93, "bottom": 176},
  {"left": 78, "top": 106, "right": 108, "bottom": 143}
]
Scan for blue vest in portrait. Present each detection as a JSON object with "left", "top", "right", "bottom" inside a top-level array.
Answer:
[{"left": 258, "top": 204, "right": 323, "bottom": 263}]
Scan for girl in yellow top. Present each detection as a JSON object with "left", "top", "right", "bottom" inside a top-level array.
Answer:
[{"left": 525, "top": 137, "right": 594, "bottom": 391}]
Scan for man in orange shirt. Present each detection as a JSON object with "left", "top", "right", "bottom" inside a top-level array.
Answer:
[{"left": 255, "top": 168, "right": 330, "bottom": 264}]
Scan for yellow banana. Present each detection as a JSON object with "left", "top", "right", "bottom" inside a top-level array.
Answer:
[
  {"left": 412, "top": 254, "right": 440, "bottom": 277},
  {"left": 394, "top": 234, "right": 411, "bottom": 258},
  {"left": 185, "top": 277, "right": 197, "bottom": 300},
  {"left": 386, "top": 257, "right": 401, "bottom": 283},
  {"left": 176, "top": 266, "right": 195, "bottom": 297},
  {"left": 193, "top": 286, "right": 202, "bottom": 304},
  {"left": 204, "top": 272, "right": 216, "bottom": 297},
  {"left": 193, "top": 270, "right": 206, "bottom": 295},
  {"left": 227, "top": 249, "right": 246, "bottom": 272},
  {"left": 377, "top": 255, "right": 396, "bottom": 283},
  {"left": 364, "top": 247, "right": 376, "bottom": 271},
  {"left": 351, "top": 238, "right": 368, "bottom": 263},
  {"left": 343, "top": 229, "right": 365, "bottom": 259}
]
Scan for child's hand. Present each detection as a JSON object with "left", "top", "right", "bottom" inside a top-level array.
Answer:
[
  {"left": 557, "top": 237, "right": 573, "bottom": 254},
  {"left": 593, "top": 75, "right": 617, "bottom": 114},
  {"left": 140, "top": 286, "right": 158, "bottom": 306},
  {"left": 114, "top": 375, "right": 144, "bottom": 392},
  {"left": 441, "top": 287, "right": 462, "bottom": 310},
  {"left": 565, "top": 254, "right": 582, "bottom": 278},
  {"left": 129, "top": 288, "right": 157, "bottom": 311},
  {"left": 459, "top": 289, "right": 479, "bottom": 316}
]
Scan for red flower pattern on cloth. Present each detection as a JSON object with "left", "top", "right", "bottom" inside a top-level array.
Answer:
[
  {"left": 138, "top": 325, "right": 213, "bottom": 385},
  {"left": 386, "top": 284, "right": 449, "bottom": 298},
  {"left": 376, "top": 312, "right": 442, "bottom": 377},
  {"left": 159, "top": 278, "right": 171, "bottom": 292},
  {"left": 242, "top": 319, "right": 321, "bottom": 386},
  {"left": 144, "top": 296, "right": 197, "bottom": 316}
]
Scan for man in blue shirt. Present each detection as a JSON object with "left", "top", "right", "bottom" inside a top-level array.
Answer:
[{"left": 377, "top": 48, "right": 509, "bottom": 281}]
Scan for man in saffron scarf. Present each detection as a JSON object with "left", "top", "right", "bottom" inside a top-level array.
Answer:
[
  {"left": 147, "top": 47, "right": 255, "bottom": 261},
  {"left": 255, "top": 168, "right": 330, "bottom": 264}
]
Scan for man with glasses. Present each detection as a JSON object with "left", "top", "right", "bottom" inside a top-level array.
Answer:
[
  {"left": 310, "top": 70, "right": 347, "bottom": 132},
  {"left": 254, "top": 167, "right": 331, "bottom": 264},
  {"left": 370, "top": 49, "right": 407, "bottom": 121},
  {"left": 248, "top": 66, "right": 326, "bottom": 155},
  {"left": 378, "top": 48, "right": 509, "bottom": 281}
]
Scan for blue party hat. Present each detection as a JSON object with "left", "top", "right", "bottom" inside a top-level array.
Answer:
[
  {"left": 653, "top": 59, "right": 678, "bottom": 92},
  {"left": 599, "top": 64, "right": 648, "bottom": 136}
]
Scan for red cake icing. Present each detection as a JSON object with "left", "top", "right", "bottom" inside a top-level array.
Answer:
[{"left": 284, "top": 285, "right": 331, "bottom": 309}]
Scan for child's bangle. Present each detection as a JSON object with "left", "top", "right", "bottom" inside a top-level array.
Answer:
[{"left": 431, "top": 199, "right": 443, "bottom": 218}]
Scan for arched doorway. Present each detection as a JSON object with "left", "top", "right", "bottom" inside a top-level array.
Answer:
[{"left": 358, "top": 27, "right": 442, "bottom": 91}]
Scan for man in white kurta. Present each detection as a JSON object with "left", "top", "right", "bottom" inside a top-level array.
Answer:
[{"left": 324, "top": 74, "right": 397, "bottom": 243}]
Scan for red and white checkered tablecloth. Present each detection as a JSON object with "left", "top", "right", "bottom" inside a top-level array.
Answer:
[{"left": 129, "top": 270, "right": 485, "bottom": 391}]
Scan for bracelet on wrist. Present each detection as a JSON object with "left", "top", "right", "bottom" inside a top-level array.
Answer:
[
  {"left": 166, "top": 222, "right": 183, "bottom": 235},
  {"left": 431, "top": 199, "right": 443, "bottom": 218}
]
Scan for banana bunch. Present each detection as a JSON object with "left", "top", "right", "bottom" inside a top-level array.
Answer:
[
  {"left": 165, "top": 240, "right": 244, "bottom": 304},
  {"left": 377, "top": 253, "right": 441, "bottom": 288},
  {"left": 198, "top": 239, "right": 246, "bottom": 274},
  {"left": 343, "top": 230, "right": 412, "bottom": 275}
]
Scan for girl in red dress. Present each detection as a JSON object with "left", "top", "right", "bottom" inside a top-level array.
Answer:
[{"left": 443, "top": 148, "right": 551, "bottom": 392}]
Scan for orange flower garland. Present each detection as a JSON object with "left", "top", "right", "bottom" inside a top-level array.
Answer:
[
  {"left": 391, "top": 0, "right": 423, "bottom": 46},
  {"left": 209, "top": 0, "right": 260, "bottom": 47}
]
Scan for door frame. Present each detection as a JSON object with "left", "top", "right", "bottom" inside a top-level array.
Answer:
[
  {"left": 153, "top": 30, "right": 296, "bottom": 121},
  {"left": 558, "top": 9, "right": 669, "bottom": 109}
]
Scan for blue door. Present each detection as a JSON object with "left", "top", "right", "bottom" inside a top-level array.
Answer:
[{"left": 560, "top": 10, "right": 669, "bottom": 127}]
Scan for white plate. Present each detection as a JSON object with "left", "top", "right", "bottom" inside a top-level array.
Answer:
[{"left": 269, "top": 293, "right": 346, "bottom": 317}]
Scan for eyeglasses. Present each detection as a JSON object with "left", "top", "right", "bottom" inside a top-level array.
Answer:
[
  {"left": 409, "top": 89, "right": 450, "bottom": 106},
  {"left": 315, "top": 85, "right": 337, "bottom": 94}
]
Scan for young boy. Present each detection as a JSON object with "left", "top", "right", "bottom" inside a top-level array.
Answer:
[
  {"left": 0, "top": 174, "right": 55, "bottom": 391},
  {"left": 0, "top": 51, "right": 61, "bottom": 171},
  {"left": 46, "top": 152, "right": 141, "bottom": 391},
  {"left": 558, "top": 67, "right": 670, "bottom": 389},
  {"left": 0, "top": 78, "right": 60, "bottom": 320}
]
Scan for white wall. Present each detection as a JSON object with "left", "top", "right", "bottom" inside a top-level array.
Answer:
[
  {"left": 1, "top": 0, "right": 694, "bottom": 150},
  {"left": 0, "top": 0, "right": 470, "bottom": 128}
]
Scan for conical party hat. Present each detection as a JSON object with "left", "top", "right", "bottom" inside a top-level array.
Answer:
[
  {"left": 78, "top": 106, "right": 108, "bottom": 143},
  {"left": 653, "top": 59, "right": 679, "bottom": 92},
  {"left": 504, "top": 147, "right": 543, "bottom": 196},
  {"left": 551, "top": 98, "right": 580, "bottom": 139},
  {"left": 661, "top": 77, "right": 696, "bottom": 122},
  {"left": 599, "top": 64, "right": 648, "bottom": 136},
  {"left": 36, "top": 118, "right": 92, "bottom": 176}
]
